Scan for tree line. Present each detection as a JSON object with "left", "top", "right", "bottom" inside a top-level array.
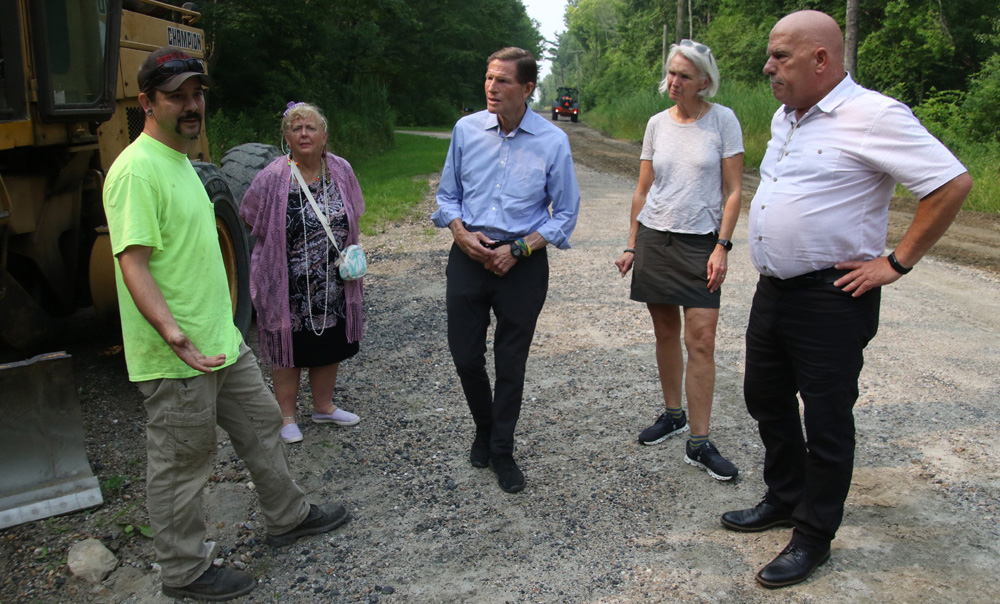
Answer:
[
  {"left": 545, "top": 0, "right": 1000, "bottom": 148},
  {"left": 199, "top": 0, "right": 540, "bottom": 160}
]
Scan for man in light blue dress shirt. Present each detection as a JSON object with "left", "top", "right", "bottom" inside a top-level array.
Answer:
[{"left": 432, "top": 47, "right": 581, "bottom": 494}]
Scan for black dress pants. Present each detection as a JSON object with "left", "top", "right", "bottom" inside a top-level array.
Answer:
[
  {"left": 445, "top": 243, "right": 548, "bottom": 456},
  {"left": 744, "top": 270, "right": 881, "bottom": 550}
]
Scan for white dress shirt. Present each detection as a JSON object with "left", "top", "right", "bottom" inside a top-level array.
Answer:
[{"left": 748, "top": 74, "right": 966, "bottom": 279}]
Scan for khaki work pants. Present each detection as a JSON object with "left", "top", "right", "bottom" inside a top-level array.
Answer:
[{"left": 137, "top": 341, "right": 309, "bottom": 587}]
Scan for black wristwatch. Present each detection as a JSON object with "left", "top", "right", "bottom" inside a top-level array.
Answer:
[
  {"left": 509, "top": 242, "right": 525, "bottom": 259},
  {"left": 887, "top": 251, "right": 912, "bottom": 275},
  {"left": 717, "top": 239, "right": 733, "bottom": 251}
]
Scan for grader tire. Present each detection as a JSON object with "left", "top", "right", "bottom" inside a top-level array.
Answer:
[{"left": 220, "top": 143, "right": 283, "bottom": 207}]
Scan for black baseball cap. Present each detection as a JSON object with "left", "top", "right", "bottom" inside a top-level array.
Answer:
[{"left": 137, "top": 47, "right": 214, "bottom": 93}]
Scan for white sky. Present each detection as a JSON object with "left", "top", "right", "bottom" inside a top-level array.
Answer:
[{"left": 522, "top": 0, "right": 568, "bottom": 81}]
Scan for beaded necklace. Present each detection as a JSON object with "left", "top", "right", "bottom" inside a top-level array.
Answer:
[{"left": 288, "top": 154, "right": 332, "bottom": 335}]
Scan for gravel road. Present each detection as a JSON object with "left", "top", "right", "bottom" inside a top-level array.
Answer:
[{"left": 2, "top": 120, "right": 998, "bottom": 604}]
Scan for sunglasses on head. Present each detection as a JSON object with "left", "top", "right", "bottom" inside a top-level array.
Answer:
[
  {"left": 147, "top": 58, "right": 205, "bottom": 85},
  {"left": 680, "top": 39, "right": 710, "bottom": 54}
]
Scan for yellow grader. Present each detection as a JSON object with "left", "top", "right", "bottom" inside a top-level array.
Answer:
[{"left": 0, "top": 0, "right": 257, "bottom": 528}]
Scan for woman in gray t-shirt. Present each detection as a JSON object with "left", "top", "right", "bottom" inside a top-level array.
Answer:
[{"left": 614, "top": 39, "right": 744, "bottom": 481}]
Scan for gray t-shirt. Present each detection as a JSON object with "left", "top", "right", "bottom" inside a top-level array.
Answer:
[{"left": 637, "top": 103, "right": 744, "bottom": 234}]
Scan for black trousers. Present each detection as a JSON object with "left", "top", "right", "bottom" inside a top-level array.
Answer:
[
  {"left": 744, "top": 270, "right": 881, "bottom": 550},
  {"left": 445, "top": 244, "right": 548, "bottom": 456}
]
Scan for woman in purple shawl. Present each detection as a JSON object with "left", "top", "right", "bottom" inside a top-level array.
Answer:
[{"left": 240, "top": 102, "right": 365, "bottom": 444}]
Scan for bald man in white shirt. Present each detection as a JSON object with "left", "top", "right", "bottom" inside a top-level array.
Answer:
[{"left": 720, "top": 10, "right": 972, "bottom": 589}]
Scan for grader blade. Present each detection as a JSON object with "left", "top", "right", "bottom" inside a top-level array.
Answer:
[{"left": 0, "top": 352, "right": 103, "bottom": 529}]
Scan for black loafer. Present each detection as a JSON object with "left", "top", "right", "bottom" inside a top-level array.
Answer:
[
  {"left": 489, "top": 454, "right": 525, "bottom": 493},
  {"left": 721, "top": 498, "right": 794, "bottom": 532},
  {"left": 756, "top": 543, "right": 831, "bottom": 588}
]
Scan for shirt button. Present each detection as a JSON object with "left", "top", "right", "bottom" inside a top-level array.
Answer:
[
  {"left": 818, "top": 149, "right": 823, "bottom": 154},
  {"left": 757, "top": 236, "right": 762, "bottom": 240},
  {"left": 500, "top": 161, "right": 505, "bottom": 166},
  {"left": 784, "top": 151, "right": 789, "bottom": 156},
  {"left": 491, "top": 206, "right": 496, "bottom": 211},
  {"left": 773, "top": 177, "right": 777, "bottom": 182},
  {"left": 496, "top": 184, "right": 501, "bottom": 188}
]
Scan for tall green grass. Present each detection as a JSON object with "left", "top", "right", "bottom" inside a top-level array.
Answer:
[
  {"left": 713, "top": 82, "right": 777, "bottom": 170},
  {"left": 352, "top": 133, "right": 451, "bottom": 234},
  {"left": 584, "top": 81, "right": 778, "bottom": 169},
  {"left": 954, "top": 141, "right": 1000, "bottom": 213}
]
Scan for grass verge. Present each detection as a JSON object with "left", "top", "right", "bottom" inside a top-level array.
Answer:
[{"left": 353, "top": 133, "right": 451, "bottom": 235}]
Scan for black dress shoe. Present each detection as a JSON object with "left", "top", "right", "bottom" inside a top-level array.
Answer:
[
  {"left": 721, "top": 498, "right": 793, "bottom": 532},
  {"left": 489, "top": 454, "right": 525, "bottom": 493},
  {"left": 756, "top": 543, "right": 831, "bottom": 588},
  {"left": 470, "top": 431, "right": 490, "bottom": 468}
]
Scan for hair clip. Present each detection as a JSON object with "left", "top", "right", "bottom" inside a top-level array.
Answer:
[{"left": 284, "top": 101, "right": 304, "bottom": 116}]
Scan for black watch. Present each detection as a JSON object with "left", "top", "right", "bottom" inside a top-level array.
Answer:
[
  {"left": 717, "top": 238, "right": 733, "bottom": 251},
  {"left": 509, "top": 242, "right": 524, "bottom": 259}
]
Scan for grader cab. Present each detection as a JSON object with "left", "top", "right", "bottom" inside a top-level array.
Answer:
[{"left": 0, "top": 0, "right": 252, "bottom": 528}]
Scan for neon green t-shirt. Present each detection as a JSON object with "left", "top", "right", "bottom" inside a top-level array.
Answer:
[{"left": 103, "top": 133, "right": 241, "bottom": 381}]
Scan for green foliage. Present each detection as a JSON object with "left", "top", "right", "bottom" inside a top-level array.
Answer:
[
  {"left": 123, "top": 524, "right": 154, "bottom": 539},
  {"left": 961, "top": 53, "right": 1000, "bottom": 143},
  {"left": 100, "top": 475, "right": 131, "bottom": 497},
  {"left": 699, "top": 14, "right": 771, "bottom": 85},
  {"left": 199, "top": 0, "right": 539, "bottom": 158},
  {"left": 714, "top": 82, "right": 777, "bottom": 170},
  {"left": 353, "top": 133, "right": 451, "bottom": 234},
  {"left": 957, "top": 141, "right": 1000, "bottom": 213},
  {"left": 856, "top": 0, "right": 955, "bottom": 104},
  {"left": 583, "top": 87, "right": 666, "bottom": 140}
]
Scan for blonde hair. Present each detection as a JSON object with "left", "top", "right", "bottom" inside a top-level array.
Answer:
[{"left": 280, "top": 102, "right": 328, "bottom": 135}]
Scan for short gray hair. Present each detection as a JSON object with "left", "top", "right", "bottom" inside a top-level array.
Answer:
[{"left": 659, "top": 39, "right": 721, "bottom": 98}]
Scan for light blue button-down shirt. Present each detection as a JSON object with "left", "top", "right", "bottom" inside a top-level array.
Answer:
[{"left": 432, "top": 106, "right": 580, "bottom": 249}]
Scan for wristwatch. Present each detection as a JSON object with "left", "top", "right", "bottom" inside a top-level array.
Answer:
[
  {"left": 717, "top": 238, "right": 733, "bottom": 251},
  {"left": 509, "top": 242, "right": 525, "bottom": 259}
]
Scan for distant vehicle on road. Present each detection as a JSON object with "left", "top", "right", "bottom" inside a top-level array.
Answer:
[{"left": 552, "top": 87, "right": 580, "bottom": 122}]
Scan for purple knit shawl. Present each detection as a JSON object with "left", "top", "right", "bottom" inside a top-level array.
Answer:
[{"left": 240, "top": 153, "right": 365, "bottom": 367}]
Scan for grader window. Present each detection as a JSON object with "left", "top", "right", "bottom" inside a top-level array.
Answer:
[
  {"left": 31, "top": 0, "right": 121, "bottom": 122},
  {"left": 0, "top": 0, "right": 28, "bottom": 121}
]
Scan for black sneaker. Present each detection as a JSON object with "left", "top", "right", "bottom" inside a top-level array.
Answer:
[
  {"left": 161, "top": 566, "right": 256, "bottom": 602},
  {"left": 685, "top": 441, "right": 739, "bottom": 481},
  {"left": 489, "top": 454, "right": 525, "bottom": 493},
  {"left": 470, "top": 430, "right": 490, "bottom": 468},
  {"left": 638, "top": 410, "right": 689, "bottom": 445},
  {"left": 266, "top": 503, "right": 350, "bottom": 547}
]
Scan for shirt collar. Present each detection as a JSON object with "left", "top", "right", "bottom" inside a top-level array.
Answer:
[
  {"left": 783, "top": 72, "right": 856, "bottom": 120},
  {"left": 482, "top": 103, "right": 538, "bottom": 135}
]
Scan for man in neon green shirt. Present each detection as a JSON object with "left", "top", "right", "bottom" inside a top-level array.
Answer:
[{"left": 103, "top": 46, "right": 350, "bottom": 602}]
